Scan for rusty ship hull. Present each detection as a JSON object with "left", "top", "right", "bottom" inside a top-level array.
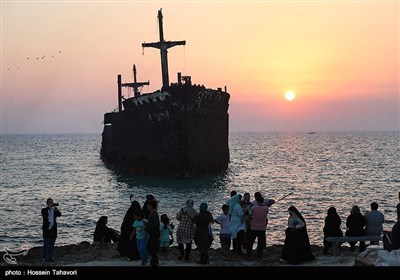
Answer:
[{"left": 101, "top": 84, "right": 230, "bottom": 177}]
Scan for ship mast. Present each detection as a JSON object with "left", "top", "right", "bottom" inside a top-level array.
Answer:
[
  {"left": 142, "top": 9, "right": 186, "bottom": 89},
  {"left": 121, "top": 64, "right": 150, "bottom": 97}
]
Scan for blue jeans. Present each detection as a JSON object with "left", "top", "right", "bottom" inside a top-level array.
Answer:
[
  {"left": 42, "top": 237, "right": 56, "bottom": 261},
  {"left": 219, "top": 233, "right": 232, "bottom": 249},
  {"left": 136, "top": 237, "right": 148, "bottom": 265}
]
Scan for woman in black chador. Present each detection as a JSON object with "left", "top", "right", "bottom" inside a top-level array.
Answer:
[
  {"left": 194, "top": 202, "right": 213, "bottom": 264},
  {"left": 93, "top": 216, "right": 120, "bottom": 243},
  {"left": 146, "top": 199, "right": 160, "bottom": 267},
  {"left": 281, "top": 206, "right": 315, "bottom": 264},
  {"left": 323, "top": 207, "right": 343, "bottom": 254},
  {"left": 117, "top": 200, "right": 141, "bottom": 260}
]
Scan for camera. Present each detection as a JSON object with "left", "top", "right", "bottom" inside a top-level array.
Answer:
[{"left": 53, "top": 203, "right": 59, "bottom": 207}]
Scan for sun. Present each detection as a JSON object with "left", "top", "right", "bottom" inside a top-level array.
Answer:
[{"left": 285, "top": 91, "right": 296, "bottom": 101}]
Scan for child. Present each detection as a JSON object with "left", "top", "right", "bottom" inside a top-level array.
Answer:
[
  {"left": 130, "top": 210, "right": 148, "bottom": 265},
  {"left": 214, "top": 204, "right": 231, "bottom": 256},
  {"left": 159, "top": 214, "right": 174, "bottom": 255}
]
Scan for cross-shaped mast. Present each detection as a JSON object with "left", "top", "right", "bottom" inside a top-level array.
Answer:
[
  {"left": 142, "top": 9, "right": 186, "bottom": 89},
  {"left": 121, "top": 64, "right": 150, "bottom": 97}
]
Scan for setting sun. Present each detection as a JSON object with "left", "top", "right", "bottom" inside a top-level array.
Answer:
[{"left": 285, "top": 91, "right": 296, "bottom": 101}]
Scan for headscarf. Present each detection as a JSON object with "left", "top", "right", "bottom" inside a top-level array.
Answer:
[
  {"left": 351, "top": 205, "right": 361, "bottom": 215},
  {"left": 146, "top": 194, "right": 155, "bottom": 201},
  {"left": 200, "top": 202, "right": 208, "bottom": 214},
  {"left": 327, "top": 207, "right": 338, "bottom": 217},
  {"left": 288, "top": 205, "right": 305, "bottom": 223},
  {"left": 94, "top": 216, "right": 108, "bottom": 241},
  {"left": 183, "top": 199, "right": 196, "bottom": 219},
  {"left": 130, "top": 200, "right": 141, "bottom": 211},
  {"left": 229, "top": 193, "right": 240, "bottom": 215},
  {"left": 96, "top": 216, "right": 108, "bottom": 228}
]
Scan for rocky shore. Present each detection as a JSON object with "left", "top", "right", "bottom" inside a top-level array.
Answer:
[{"left": 2, "top": 241, "right": 364, "bottom": 267}]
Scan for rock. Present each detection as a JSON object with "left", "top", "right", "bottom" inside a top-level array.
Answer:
[
  {"left": 2, "top": 241, "right": 358, "bottom": 267},
  {"left": 78, "top": 241, "right": 90, "bottom": 247},
  {"left": 354, "top": 248, "right": 381, "bottom": 266}
]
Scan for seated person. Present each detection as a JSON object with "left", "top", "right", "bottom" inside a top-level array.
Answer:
[
  {"left": 323, "top": 207, "right": 343, "bottom": 254},
  {"left": 345, "top": 205, "right": 366, "bottom": 252},
  {"left": 383, "top": 220, "right": 400, "bottom": 251},
  {"left": 392, "top": 220, "right": 400, "bottom": 251},
  {"left": 94, "top": 216, "right": 120, "bottom": 243}
]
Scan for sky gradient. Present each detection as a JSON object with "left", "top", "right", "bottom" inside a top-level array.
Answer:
[{"left": 1, "top": 1, "right": 399, "bottom": 134}]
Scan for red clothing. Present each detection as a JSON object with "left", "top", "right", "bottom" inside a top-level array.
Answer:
[{"left": 250, "top": 204, "right": 269, "bottom": 231}]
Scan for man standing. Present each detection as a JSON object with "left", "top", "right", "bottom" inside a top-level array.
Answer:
[
  {"left": 246, "top": 195, "right": 269, "bottom": 261},
  {"left": 41, "top": 198, "right": 61, "bottom": 262}
]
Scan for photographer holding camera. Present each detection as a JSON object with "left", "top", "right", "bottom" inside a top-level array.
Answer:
[{"left": 41, "top": 198, "right": 61, "bottom": 262}]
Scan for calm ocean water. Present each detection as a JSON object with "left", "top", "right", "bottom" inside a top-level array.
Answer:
[{"left": 1, "top": 132, "right": 399, "bottom": 250}]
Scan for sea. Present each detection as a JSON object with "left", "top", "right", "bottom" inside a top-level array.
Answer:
[{"left": 1, "top": 132, "right": 399, "bottom": 251}]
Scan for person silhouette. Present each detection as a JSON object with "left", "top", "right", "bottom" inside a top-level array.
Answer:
[
  {"left": 41, "top": 198, "right": 61, "bottom": 262},
  {"left": 93, "top": 216, "right": 120, "bottom": 243},
  {"left": 281, "top": 206, "right": 315, "bottom": 265}
]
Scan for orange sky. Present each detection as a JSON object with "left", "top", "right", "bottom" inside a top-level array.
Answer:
[{"left": 1, "top": 1, "right": 399, "bottom": 133}]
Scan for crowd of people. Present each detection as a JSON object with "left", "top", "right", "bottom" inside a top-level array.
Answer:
[
  {"left": 40, "top": 191, "right": 400, "bottom": 265},
  {"left": 95, "top": 191, "right": 316, "bottom": 265}
]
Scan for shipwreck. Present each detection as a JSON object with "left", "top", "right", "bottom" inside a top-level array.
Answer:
[{"left": 100, "top": 9, "right": 230, "bottom": 177}]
